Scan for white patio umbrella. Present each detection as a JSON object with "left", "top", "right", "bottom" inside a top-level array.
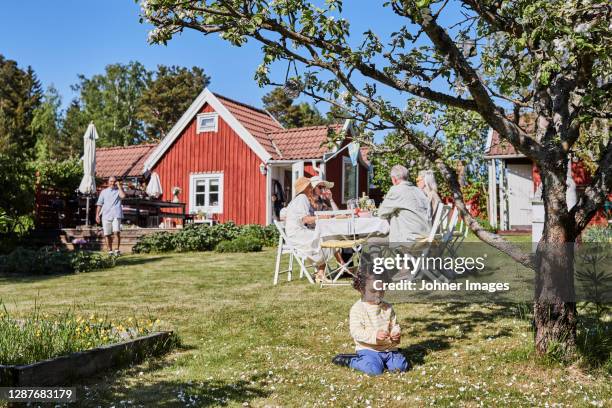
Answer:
[
  {"left": 146, "top": 171, "right": 163, "bottom": 198},
  {"left": 78, "top": 122, "right": 99, "bottom": 226}
]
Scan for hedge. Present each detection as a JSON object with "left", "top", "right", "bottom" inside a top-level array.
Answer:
[{"left": 132, "top": 222, "right": 278, "bottom": 254}]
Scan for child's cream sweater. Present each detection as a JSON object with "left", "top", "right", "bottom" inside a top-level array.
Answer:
[{"left": 349, "top": 300, "right": 401, "bottom": 352}]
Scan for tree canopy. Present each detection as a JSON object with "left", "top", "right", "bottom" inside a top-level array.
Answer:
[
  {"left": 0, "top": 55, "right": 42, "bottom": 231},
  {"left": 138, "top": 65, "right": 210, "bottom": 140},
  {"left": 141, "top": 0, "right": 611, "bottom": 353}
]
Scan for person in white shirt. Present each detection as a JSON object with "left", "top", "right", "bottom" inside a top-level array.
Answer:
[{"left": 95, "top": 176, "right": 126, "bottom": 255}]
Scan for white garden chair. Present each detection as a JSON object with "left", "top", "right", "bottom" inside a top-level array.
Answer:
[
  {"left": 395, "top": 203, "right": 453, "bottom": 282},
  {"left": 436, "top": 206, "right": 460, "bottom": 256},
  {"left": 273, "top": 221, "right": 315, "bottom": 285},
  {"left": 446, "top": 215, "right": 469, "bottom": 257}
]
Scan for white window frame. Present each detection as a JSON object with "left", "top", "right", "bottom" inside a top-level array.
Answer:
[
  {"left": 341, "top": 156, "right": 359, "bottom": 204},
  {"left": 196, "top": 113, "right": 218, "bottom": 133},
  {"left": 189, "top": 172, "right": 224, "bottom": 214}
]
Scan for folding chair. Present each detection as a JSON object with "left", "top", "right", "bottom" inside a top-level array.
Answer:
[
  {"left": 316, "top": 210, "right": 365, "bottom": 286},
  {"left": 395, "top": 203, "right": 452, "bottom": 283},
  {"left": 435, "top": 206, "right": 460, "bottom": 257},
  {"left": 447, "top": 215, "right": 469, "bottom": 257},
  {"left": 273, "top": 221, "right": 315, "bottom": 285}
]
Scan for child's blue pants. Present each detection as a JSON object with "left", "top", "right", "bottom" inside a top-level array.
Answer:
[{"left": 349, "top": 349, "right": 409, "bottom": 375}]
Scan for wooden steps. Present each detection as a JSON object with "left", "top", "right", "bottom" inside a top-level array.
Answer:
[{"left": 49, "top": 227, "right": 180, "bottom": 253}]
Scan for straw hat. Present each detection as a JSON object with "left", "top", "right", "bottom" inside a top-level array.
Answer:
[
  {"left": 310, "top": 175, "right": 334, "bottom": 189},
  {"left": 294, "top": 176, "right": 311, "bottom": 195}
]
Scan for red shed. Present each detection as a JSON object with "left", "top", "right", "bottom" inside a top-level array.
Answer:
[{"left": 140, "top": 88, "right": 370, "bottom": 225}]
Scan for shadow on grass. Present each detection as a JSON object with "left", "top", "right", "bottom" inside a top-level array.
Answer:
[
  {"left": 398, "top": 303, "right": 523, "bottom": 366},
  {"left": 0, "top": 273, "right": 66, "bottom": 284},
  {"left": 0, "top": 255, "right": 169, "bottom": 283},
  {"left": 114, "top": 255, "right": 170, "bottom": 267},
  {"left": 576, "top": 317, "right": 612, "bottom": 372},
  {"left": 77, "top": 369, "right": 271, "bottom": 407},
  {"left": 400, "top": 336, "right": 451, "bottom": 367}
]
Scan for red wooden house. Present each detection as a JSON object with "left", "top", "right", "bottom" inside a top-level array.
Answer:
[
  {"left": 97, "top": 88, "right": 370, "bottom": 225},
  {"left": 485, "top": 115, "right": 609, "bottom": 239}
]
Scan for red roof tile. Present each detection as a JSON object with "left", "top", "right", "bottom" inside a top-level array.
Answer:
[
  {"left": 96, "top": 144, "right": 157, "bottom": 178},
  {"left": 485, "top": 114, "right": 535, "bottom": 157},
  {"left": 215, "top": 94, "right": 283, "bottom": 158},
  {"left": 214, "top": 94, "right": 348, "bottom": 160},
  {"left": 267, "top": 124, "right": 343, "bottom": 160}
]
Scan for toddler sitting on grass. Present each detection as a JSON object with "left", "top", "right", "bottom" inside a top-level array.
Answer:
[{"left": 333, "top": 268, "right": 409, "bottom": 375}]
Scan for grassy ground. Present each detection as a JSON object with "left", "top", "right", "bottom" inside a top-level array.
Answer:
[{"left": 0, "top": 245, "right": 610, "bottom": 407}]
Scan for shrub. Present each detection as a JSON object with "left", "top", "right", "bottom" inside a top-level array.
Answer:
[
  {"left": 132, "top": 222, "right": 278, "bottom": 254},
  {"left": 0, "top": 247, "right": 115, "bottom": 275},
  {"left": 71, "top": 251, "right": 116, "bottom": 273},
  {"left": 238, "top": 224, "right": 279, "bottom": 246},
  {"left": 132, "top": 231, "right": 177, "bottom": 254},
  {"left": 475, "top": 217, "right": 496, "bottom": 233},
  {"left": 582, "top": 225, "right": 612, "bottom": 243},
  {"left": 35, "top": 157, "right": 83, "bottom": 193},
  {"left": 215, "top": 235, "right": 263, "bottom": 253}
]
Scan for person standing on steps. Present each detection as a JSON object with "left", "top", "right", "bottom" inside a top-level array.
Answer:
[{"left": 95, "top": 176, "right": 126, "bottom": 256}]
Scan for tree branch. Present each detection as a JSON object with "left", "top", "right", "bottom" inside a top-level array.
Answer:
[
  {"left": 460, "top": 0, "right": 524, "bottom": 37},
  {"left": 410, "top": 4, "right": 544, "bottom": 162},
  {"left": 571, "top": 140, "right": 612, "bottom": 233}
]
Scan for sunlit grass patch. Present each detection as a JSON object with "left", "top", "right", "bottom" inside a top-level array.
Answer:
[{"left": 0, "top": 249, "right": 609, "bottom": 406}]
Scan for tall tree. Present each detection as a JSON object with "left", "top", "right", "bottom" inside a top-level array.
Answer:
[
  {"left": 262, "top": 87, "right": 326, "bottom": 128},
  {"left": 72, "top": 62, "right": 149, "bottom": 146},
  {"left": 138, "top": 65, "right": 210, "bottom": 141},
  {"left": 32, "top": 85, "right": 63, "bottom": 160},
  {"left": 143, "top": 0, "right": 612, "bottom": 354},
  {"left": 0, "top": 54, "right": 42, "bottom": 157},
  {"left": 60, "top": 99, "right": 89, "bottom": 158},
  {"left": 0, "top": 54, "right": 42, "bottom": 230}
]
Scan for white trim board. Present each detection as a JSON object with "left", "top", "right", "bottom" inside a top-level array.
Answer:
[{"left": 144, "top": 88, "right": 272, "bottom": 171}]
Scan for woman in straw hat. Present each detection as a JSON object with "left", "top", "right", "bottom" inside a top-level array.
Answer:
[{"left": 285, "top": 176, "right": 338, "bottom": 283}]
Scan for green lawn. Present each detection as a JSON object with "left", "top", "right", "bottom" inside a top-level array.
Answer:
[{"left": 0, "top": 247, "right": 610, "bottom": 407}]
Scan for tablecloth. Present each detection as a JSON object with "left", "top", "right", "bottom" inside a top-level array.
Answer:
[{"left": 316, "top": 217, "right": 389, "bottom": 239}]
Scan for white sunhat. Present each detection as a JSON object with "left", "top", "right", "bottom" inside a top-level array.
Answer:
[{"left": 310, "top": 175, "right": 334, "bottom": 189}]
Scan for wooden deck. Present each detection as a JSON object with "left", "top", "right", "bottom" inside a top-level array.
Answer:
[{"left": 31, "top": 227, "right": 181, "bottom": 253}]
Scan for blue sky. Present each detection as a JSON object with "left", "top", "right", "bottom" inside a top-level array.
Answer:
[
  {"left": 1, "top": 1, "right": 462, "bottom": 126},
  {"left": 1, "top": 0, "right": 270, "bottom": 108}
]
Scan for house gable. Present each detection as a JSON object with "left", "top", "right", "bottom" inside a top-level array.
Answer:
[{"left": 143, "top": 88, "right": 275, "bottom": 171}]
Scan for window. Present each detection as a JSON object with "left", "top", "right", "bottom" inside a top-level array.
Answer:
[
  {"left": 189, "top": 173, "right": 224, "bottom": 213},
  {"left": 342, "top": 156, "right": 358, "bottom": 203},
  {"left": 196, "top": 113, "right": 218, "bottom": 133}
]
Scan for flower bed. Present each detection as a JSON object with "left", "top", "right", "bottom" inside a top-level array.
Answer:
[
  {"left": 0, "top": 307, "right": 179, "bottom": 386},
  {"left": 0, "top": 307, "right": 167, "bottom": 366}
]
